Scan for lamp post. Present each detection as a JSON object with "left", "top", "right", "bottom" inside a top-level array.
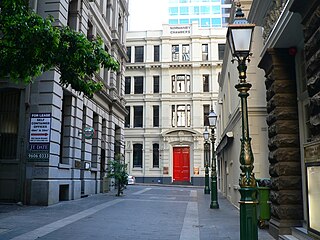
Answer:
[
  {"left": 208, "top": 109, "right": 219, "bottom": 209},
  {"left": 203, "top": 127, "right": 210, "bottom": 194},
  {"left": 227, "top": 2, "right": 257, "bottom": 240}
]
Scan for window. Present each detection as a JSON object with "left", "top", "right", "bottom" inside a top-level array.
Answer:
[
  {"left": 125, "top": 77, "right": 131, "bottom": 94},
  {"left": 169, "top": 7, "right": 178, "bottom": 16},
  {"left": 135, "top": 46, "right": 144, "bottom": 62},
  {"left": 172, "top": 74, "right": 190, "bottom": 93},
  {"left": 191, "top": 18, "right": 200, "bottom": 24},
  {"left": 218, "top": 44, "right": 225, "bottom": 60},
  {"left": 180, "top": 19, "right": 189, "bottom": 24},
  {"left": 133, "top": 143, "right": 143, "bottom": 168},
  {"left": 201, "top": 18, "right": 210, "bottom": 27},
  {"left": 126, "top": 46, "right": 131, "bottom": 63},
  {"left": 172, "top": 45, "right": 179, "bottom": 61},
  {"left": 203, "top": 105, "right": 210, "bottom": 126},
  {"left": 169, "top": 19, "right": 179, "bottom": 24},
  {"left": 202, "top": 44, "right": 208, "bottom": 61},
  {"left": 212, "top": 6, "right": 221, "bottom": 14},
  {"left": 154, "top": 45, "right": 160, "bottom": 62},
  {"left": 182, "top": 44, "right": 190, "bottom": 61},
  {"left": 191, "top": 6, "right": 199, "bottom": 15},
  {"left": 153, "top": 143, "right": 159, "bottom": 168},
  {"left": 134, "top": 76, "right": 143, "bottom": 94},
  {"left": 203, "top": 75, "right": 209, "bottom": 92},
  {"left": 134, "top": 106, "right": 143, "bottom": 127},
  {"left": 153, "top": 105, "right": 159, "bottom": 127},
  {"left": 153, "top": 76, "right": 159, "bottom": 93},
  {"left": 125, "top": 106, "right": 130, "bottom": 128},
  {"left": 172, "top": 104, "right": 191, "bottom": 127},
  {"left": 212, "top": 18, "right": 222, "bottom": 27},
  {"left": 200, "top": 6, "right": 210, "bottom": 14},
  {"left": 0, "top": 89, "right": 20, "bottom": 159},
  {"left": 180, "top": 6, "right": 189, "bottom": 15}
]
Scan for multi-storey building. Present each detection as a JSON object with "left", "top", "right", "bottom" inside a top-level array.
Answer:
[
  {"left": 0, "top": 0, "right": 129, "bottom": 205},
  {"left": 168, "top": 0, "right": 232, "bottom": 28},
  {"left": 125, "top": 23, "right": 226, "bottom": 185}
]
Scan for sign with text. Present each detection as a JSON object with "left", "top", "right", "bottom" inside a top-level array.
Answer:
[
  {"left": 29, "top": 113, "right": 51, "bottom": 143},
  {"left": 28, "top": 113, "right": 51, "bottom": 162}
]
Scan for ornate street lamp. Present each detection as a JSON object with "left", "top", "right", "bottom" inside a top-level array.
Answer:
[
  {"left": 227, "top": 2, "right": 257, "bottom": 240},
  {"left": 203, "top": 127, "right": 210, "bottom": 194},
  {"left": 208, "top": 109, "right": 219, "bottom": 209}
]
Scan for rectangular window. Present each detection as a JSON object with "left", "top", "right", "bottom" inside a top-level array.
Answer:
[
  {"left": 154, "top": 45, "right": 160, "bottom": 62},
  {"left": 200, "top": 6, "right": 210, "bottom": 14},
  {"left": 182, "top": 44, "right": 190, "bottom": 61},
  {"left": 153, "top": 143, "right": 159, "bottom": 168},
  {"left": 202, "top": 44, "right": 208, "bottom": 61},
  {"left": 218, "top": 44, "right": 225, "bottom": 60},
  {"left": 172, "top": 75, "right": 190, "bottom": 93},
  {"left": 125, "top": 106, "right": 130, "bottom": 128},
  {"left": 180, "top": 6, "right": 189, "bottom": 15},
  {"left": 126, "top": 46, "right": 131, "bottom": 63},
  {"left": 201, "top": 18, "right": 210, "bottom": 27},
  {"left": 135, "top": 46, "right": 144, "bottom": 62},
  {"left": 203, "top": 75, "right": 209, "bottom": 92},
  {"left": 172, "top": 104, "right": 191, "bottom": 127},
  {"left": 134, "top": 76, "right": 143, "bottom": 94},
  {"left": 203, "top": 105, "right": 210, "bottom": 126},
  {"left": 172, "top": 45, "right": 179, "bottom": 61},
  {"left": 134, "top": 106, "right": 143, "bottom": 127},
  {"left": 169, "top": 7, "right": 178, "bottom": 16},
  {"left": 125, "top": 77, "right": 131, "bottom": 94},
  {"left": 153, "top": 76, "right": 159, "bottom": 93},
  {"left": 133, "top": 143, "right": 143, "bottom": 168},
  {"left": 153, "top": 105, "right": 159, "bottom": 127}
]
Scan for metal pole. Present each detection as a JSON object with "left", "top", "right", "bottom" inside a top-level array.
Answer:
[
  {"left": 204, "top": 141, "right": 210, "bottom": 194},
  {"left": 210, "top": 127, "right": 219, "bottom": 208},
  {"left": 235, "top": 57, "right": 258, "bottom": 240}
]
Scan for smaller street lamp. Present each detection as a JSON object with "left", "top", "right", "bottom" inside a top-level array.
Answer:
[
  {"left": 208, "top": 109, "right": 219, "bottom": 209},
  {"left": 203, "top": 127, "right": 210, "bottom": 194}
]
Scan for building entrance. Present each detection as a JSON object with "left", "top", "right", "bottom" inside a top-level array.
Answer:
[{"left": 173, "top": 147, "right": 190, "bottom": 183}]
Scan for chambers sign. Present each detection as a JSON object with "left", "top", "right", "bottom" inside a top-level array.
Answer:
[{"left": 170, "top": 26, "right": 191, "bottom": 35}]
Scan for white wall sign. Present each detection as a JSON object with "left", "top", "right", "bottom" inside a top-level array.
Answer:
[{"left": 29, "top": 113, "right": 51, "bottom": 143}]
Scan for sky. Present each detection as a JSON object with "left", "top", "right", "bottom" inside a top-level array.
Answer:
[{"left": 128, "top": 0, "right": 168, "bottom": 31}]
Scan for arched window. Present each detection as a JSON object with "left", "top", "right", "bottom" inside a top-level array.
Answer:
[{"left": 153, "top": 144, "right": 159, "bottom": 168}]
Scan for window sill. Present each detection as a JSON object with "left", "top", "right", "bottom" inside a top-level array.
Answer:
[{"left": 58, "top": 163, "right": 71, "bottom": 169}]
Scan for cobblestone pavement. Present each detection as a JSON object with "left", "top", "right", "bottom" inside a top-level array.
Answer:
[{"left": 0, "top": 185, "right": 275, "bottom": 240}]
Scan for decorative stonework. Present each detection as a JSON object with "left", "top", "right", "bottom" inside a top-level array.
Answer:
[
  {"left": 259, "top": 48, "right": 303, "bottom": 236},
  {"left": 262, "top": 0, "right": 289, "bottom": 42},
  {"left": 291, "top": 1, "right": 320, "bottom": 141}
]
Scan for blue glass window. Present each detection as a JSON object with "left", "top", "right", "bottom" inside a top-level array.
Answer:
[
  {"left": 180, "top": 0, "right": 188, "bottom": 2},
  {"left": 200, "top": 6, "right": 210, "bottom": 14},
  {"left": 201, "top": 18, "right": 210, "bottom": 27},
  {"left": 179, "top": 19, "right": 189, "bottom": 24},
  {"left": 191, "top": 6, "right": 200, "bottom": 15},
  {"left": 169, "top": 19, "right": 179, "bottom": 24},
  {"left": 180, "top": 6, "right": 189, "bottom": 15},
  {"left": 190, "top": 0, "right": 200, "bottom": 2},
  {"left": 190, "top": 18, "right": 199, "bottom": 24},
  {"left": 211, "top": 18, "right": 222, "bottom": 27},
  {"left": 169, "top": 7, "right": 178, "bottom": 16},
  {"left": 211, "top": 0, "right": 220, "bottom": 2},
  {"left": 212, "top": 6, "right": 220, "bottom": 14}
]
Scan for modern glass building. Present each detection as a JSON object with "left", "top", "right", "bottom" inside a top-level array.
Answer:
[{"left": 168, "top": 0, "right": 232, "bottom": 28}]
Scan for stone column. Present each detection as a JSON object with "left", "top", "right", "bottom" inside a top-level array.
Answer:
[{"left": 258, "top": 49, "right": 303, "bottom": 237}]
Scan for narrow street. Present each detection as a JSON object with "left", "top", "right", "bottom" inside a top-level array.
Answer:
[{"left": 0, "top": 185, "right": 274, "bottom": 240}]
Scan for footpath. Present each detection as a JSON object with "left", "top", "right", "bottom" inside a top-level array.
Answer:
[{"left": 0, "top": 184, "right": 275, "bottom": 240}]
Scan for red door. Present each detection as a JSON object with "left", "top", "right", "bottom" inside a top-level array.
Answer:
[{"left": 173, "top": 147, "right": 190, "bottom": 182}]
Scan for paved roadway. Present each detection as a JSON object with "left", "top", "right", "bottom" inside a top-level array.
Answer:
[{"left": 0, "top": 185, "right": 274, "bottom": 240}]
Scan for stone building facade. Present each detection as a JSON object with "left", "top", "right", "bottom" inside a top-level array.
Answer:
[
  {"left": 0, "top": 0, "right": 128, "bottom": 205},
  {"left": 124, "top": 23, "right": 226, "bottom": 185},
  {"left": 248, "top": 0, "right": 320, "bottom": 238}
]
